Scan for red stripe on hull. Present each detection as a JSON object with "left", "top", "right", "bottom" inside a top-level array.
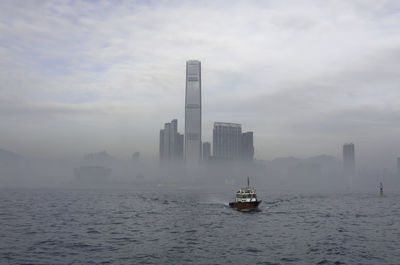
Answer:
[{"left": 229, "top": 201, "right": 261, "bottom": 210}]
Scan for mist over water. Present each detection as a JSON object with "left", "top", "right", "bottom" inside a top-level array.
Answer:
[
  {"left": 1, "top": 148, "right": 399, "bottom": 192},
  {"left": 1, "top": 187, "right": 399, "bottom": 265}
]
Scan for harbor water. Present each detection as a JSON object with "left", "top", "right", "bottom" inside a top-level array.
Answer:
[{"left": 0, "top": 187, "right": 399, "bottom": 264}]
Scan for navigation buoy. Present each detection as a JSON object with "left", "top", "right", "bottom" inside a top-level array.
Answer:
[{"left": 379, "top": 182, "right": 384, "bottom": 197}]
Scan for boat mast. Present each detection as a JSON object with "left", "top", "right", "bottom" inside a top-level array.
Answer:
[{"left": 247, "top": 176, "right": 250, "bottom": 187}]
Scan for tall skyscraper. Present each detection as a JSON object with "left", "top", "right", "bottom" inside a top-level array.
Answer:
[
  {"left": 343, "top": 143, "right": 355, "bottom": 177},
  {"left": 202, "top": 142, "right": 211, "bottom": 161},
  {"left": 159, "top": 119, "right": 184, "bottom": 162},
  {"left": 185, "top": 60, "right": 202, "bottom": 164},
  {"left": 213, "top": 122, "right": 242, "bottom": 160},
  {"left": 241, "top": 132, "right": 254, "bottom": 161}
]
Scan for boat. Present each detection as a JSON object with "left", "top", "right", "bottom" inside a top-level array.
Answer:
[{"left": 229, "top": 176, "right": 261, "bottom": 211}]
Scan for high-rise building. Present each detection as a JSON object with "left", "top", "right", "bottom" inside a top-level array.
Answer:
[
  {"left": 159, "top": 119, "right": 184, "bottom": 162},
  {"left": 397, "top": 157, "right": 400, "bottom": 176},
  {"left": 241, "top": 132, "right": 254, "bottom": 161},
  {"left": 177, "top": 134, "right": 184, "bottom": 160},
  {"left": 159, "top": 129, "right": 164, "bottom": 160},
  {"left": 132, "top": 152, "right": 140, "bottom": 161},
  {"left": 163, "top": 122, "right": 171, "bottom": 159},
  {"left": 169, "top": 119, "right": 177, "bottom": 157},
  {"left": 202, "top": 142, "right": 211, "bottom": 161},
  {"left": 213, "top": 122, "right": 242, "bottom": 160},
  {"left": 185, "top": 60, "right": 202, "bottom": 164},
  {"left": 343, "top": 143, "right": 355, "bottom": 177}
]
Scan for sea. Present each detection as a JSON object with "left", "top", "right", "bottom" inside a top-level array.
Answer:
[{"left": 0, "top": 187, "right": 399, "bottom": 265}]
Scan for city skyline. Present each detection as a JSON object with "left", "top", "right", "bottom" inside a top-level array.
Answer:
[{"left": 0, "top": 1, "right": 399, "bottom": 171}]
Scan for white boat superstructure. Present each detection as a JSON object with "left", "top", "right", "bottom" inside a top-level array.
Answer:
[{"left": 235, "top": 187, "right": 258, "bottom": 203}]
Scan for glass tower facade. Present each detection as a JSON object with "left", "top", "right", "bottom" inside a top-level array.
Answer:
[{"left": 185, "top": 60, "right": 202, "bottom": 163}]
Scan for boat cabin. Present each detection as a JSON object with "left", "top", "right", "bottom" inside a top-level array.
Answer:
[{"left": 235, "top": 188, "right": 258, "bottom": 203}]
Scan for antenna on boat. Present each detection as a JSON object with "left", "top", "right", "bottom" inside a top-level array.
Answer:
[
  {"left": 379, "top": 182, "right": 384, "bottom": 197},
  {"left": 247, "top": 176, "right": 250, "bottom": 187}
]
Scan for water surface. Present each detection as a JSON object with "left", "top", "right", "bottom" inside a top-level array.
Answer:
[{"left": 0, "top": 187, "right": 399, "bottom": 264}]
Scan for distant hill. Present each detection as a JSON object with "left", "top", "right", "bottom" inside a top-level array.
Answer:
[
  {"left": 268, "top": 155, "right": 339, "bottom": 167},
  {"left": 304, "top": 154, "right": 339, "bottom": 164},
  {"left": 269, "top": 156, "right": 299, "bottom": 167},
  {"left": 84, "top": 151, "right": 114, "bottom": 161},
  {"left": 0, "top": 149, "right": 24, "bottom": 162}
]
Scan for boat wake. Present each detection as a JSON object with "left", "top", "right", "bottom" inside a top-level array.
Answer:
[{"left": 200, "top": 198, "right": 229, "bottom": 206}]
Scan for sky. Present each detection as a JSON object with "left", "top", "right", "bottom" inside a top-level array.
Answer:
[{"left": 0, "top": 0, "right": 399, "bottom": 170}]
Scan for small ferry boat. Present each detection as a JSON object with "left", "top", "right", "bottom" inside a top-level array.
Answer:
[{"left": 229, "top": 176, "right": 261, "bottom": 211}]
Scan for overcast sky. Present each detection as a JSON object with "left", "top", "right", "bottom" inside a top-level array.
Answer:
[{"left": 0, "top": 0, "right": 399, "bottom": 169}]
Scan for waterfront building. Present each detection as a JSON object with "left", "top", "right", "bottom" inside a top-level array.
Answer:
[
  {"left": 343, "top": 143, "right": 355, "bottom": 177},
  {"left": 397, "top": 157, "right": 400, "bottom": 176},
  {"left": 241, "top": 132, "right": 254, "bottom": 161},
  {"left": 203, "top": 142, "right": 211, "bottom": 161},
  {"left": 159, "top": 129, "right": 164, "bottom": 161},
  {"left": 213, "top": 122, "right": 242, "bottom": 160},
  {"left": 159, "top": 119, "right": 184, "bottom": 161},
  {"left": 132, "top": 152, "right": 140, "bottom": 161}
]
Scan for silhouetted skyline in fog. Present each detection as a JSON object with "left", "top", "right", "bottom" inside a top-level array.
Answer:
[{"left": 0, "top": 1, "right": 400, "bottom": 171}]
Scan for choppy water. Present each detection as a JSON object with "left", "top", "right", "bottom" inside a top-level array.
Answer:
[{"left": 0, "top": 187, "right": 399, "bottom": 265}]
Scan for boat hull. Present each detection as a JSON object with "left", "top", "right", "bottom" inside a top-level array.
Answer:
[{"left": 229, "top": 201, "right": 261, "bottom": 211}]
